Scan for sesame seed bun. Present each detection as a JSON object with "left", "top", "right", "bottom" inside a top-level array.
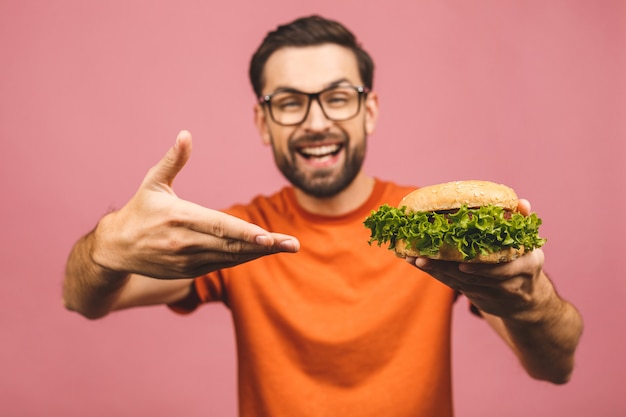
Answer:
[{"left": 399, "top": 180, "right": 519, "bottom": 213}]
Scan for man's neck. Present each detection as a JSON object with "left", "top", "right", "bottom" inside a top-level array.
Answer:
[{"left": 293, "top": 173, "right": 375, "bottom": 216}]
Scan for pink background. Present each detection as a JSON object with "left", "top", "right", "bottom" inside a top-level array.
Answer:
[{"left": 1, "top": 1, "right": 625, "bottom": 416}]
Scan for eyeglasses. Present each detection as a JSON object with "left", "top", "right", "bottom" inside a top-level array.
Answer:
[{"left": 259, "top": 85, "right": 370, "bottom": 126}]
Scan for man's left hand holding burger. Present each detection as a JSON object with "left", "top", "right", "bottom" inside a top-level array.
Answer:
[{"left": 408, "top": 198, "right": 583, "bottom": 385}]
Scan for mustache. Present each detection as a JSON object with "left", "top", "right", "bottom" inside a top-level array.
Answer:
[{"left": 290, "top": 132, "right": 347, "bottom": 149}]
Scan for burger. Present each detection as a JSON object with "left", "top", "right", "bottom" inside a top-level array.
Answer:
[{"left": 364, "top": 180, "right": 546, "bottom": 263}]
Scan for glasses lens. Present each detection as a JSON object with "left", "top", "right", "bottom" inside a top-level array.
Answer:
[
  {"left": 268, "top": 86, "right": 363, "bottom": 126},
  {"left": 319, "top": 87, "right": 361, "bottom": 121},
  {"left": 268, "top": 91, "right": 309, "bottom": 126}
]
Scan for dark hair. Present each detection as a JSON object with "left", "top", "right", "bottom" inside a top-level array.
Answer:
[{"left": 249, "top": 15, "right": 374, "bottom": 97}]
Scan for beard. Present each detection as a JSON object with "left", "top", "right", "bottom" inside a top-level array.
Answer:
[{"left": 271, "top": 129, "right": 367, "bottom": 199}]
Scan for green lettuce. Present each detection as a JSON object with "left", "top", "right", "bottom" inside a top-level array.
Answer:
[{"left": 364, "top": 204, "right": 546, "bottom": 261}]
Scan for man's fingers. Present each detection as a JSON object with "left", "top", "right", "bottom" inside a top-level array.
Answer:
[
  {"left": 269, "top": 233, "right": 301, "bottom": 252},
  {"left": 517, "top": 198, "right": 531, "bottom": 216},
  {"left": 143, "top": 130, "right": 193, "bottom": 189},
  {"left": 459, "top": 249, "right": 544, "bottom": 278},
  {"left": 183, "top": 233, "right": 300, "bottom": 256},
  {"left": 176, "top": 200, "right": 300, "bottom": 252}
]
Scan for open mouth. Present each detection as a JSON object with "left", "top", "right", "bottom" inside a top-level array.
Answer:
[{"left": 297, "top": 143, "right": 344, "bottom": 161}]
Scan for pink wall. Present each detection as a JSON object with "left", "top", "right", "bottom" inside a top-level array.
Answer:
[{"left": 1, "top": 1, "right": 624, "bottom": 415}]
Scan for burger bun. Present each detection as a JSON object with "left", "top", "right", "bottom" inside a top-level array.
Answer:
[{"left": 399, "top": 180, "right": 519, "bottom": 213}]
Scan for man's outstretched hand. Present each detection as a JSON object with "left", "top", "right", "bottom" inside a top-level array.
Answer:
[{"left": 91, "top": 130, "right": 299, "bottom": 279}]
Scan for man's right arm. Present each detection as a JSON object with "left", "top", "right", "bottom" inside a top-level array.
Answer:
[
  {"left": 63, "top": 225, "right": 196, "bottom": 319},
  {"left": 63, "top": 130, "right": 299, "bottom": 319}
]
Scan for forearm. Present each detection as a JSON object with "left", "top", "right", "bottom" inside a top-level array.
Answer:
[
  {"left": 63, "top": 228, "right": 130, "bottom": 319},
  {"left": 484, "top": 275, "right": 583, "bottom": 384}
]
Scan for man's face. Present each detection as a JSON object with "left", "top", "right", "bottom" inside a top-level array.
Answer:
[{"left": 255, "top": 44, "right": 378, "bottom": 198}]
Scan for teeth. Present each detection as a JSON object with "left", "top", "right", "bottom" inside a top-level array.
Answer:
[{"left": 300, "top": 144, "right": 340, "bottom": 157}]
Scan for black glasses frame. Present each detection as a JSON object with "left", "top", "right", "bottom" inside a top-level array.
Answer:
[{"left": 258, "top": 85, "right": 370, "bottom": 126}]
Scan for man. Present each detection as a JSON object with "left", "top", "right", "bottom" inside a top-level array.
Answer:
[{"left": 64, "top": 15, "right": 582, "bottom": 417}]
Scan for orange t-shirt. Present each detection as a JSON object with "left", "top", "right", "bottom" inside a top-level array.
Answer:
[{"left": 174, "top": 179, "right": 457, "bottom": 417}]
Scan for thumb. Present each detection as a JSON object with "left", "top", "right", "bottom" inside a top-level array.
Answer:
[
  {"left": 517, "top": 198, "right": 532, "bottom": 216},
  {"left": 143, "top": 130, "right": 192, "bottom": 189}
]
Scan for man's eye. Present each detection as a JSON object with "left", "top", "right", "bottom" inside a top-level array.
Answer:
[
  {"left": 281, "top": 101, "right": 302, "bottom": 109},
  {"left": 324, "top": 95, "right": 350, "bottom": 106},
  {"left": 275, "top": 97, "right": 305, "bottom": 111}
]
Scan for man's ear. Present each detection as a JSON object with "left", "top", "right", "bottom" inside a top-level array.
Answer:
[
  {"left": 254, "top": 104, "right": 272, "bottom": 146},
  {"left": 364, "top": 91, "right": 379, "bottom": 135}
]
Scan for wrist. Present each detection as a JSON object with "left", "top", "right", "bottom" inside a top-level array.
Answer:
[
  {"left": 89, "top": 212, "right": 128, "bottom": 279},
  {"left": 502, "top": 271, "right": 563, "bottom": 325}
]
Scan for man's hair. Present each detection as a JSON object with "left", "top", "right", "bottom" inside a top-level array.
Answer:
[{"left": 249, "top": 15, "right": 374, "bottom": 97}]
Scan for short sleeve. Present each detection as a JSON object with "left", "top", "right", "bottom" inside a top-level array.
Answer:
[{"left": 167, "top": 271, "right": 228, "bottom": 314}]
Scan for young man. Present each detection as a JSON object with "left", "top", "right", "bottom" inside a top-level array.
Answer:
[{"left": 64, "top": 16, "right": 582, "bottom": 417}]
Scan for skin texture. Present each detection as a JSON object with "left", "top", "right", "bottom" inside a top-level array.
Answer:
[
  {"left": 63, "top": 131, "right": 300, "bottom": 319},
  {"left": 63, "top": 43, "right": 582, "bottom": 384},
  {"left": 407, "top": 200, "right": 582, "bottom": 383},
  {"left": 254, "top": 45, "right": 379, "bottom": 216}
]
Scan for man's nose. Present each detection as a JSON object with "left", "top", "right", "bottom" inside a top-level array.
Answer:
[{"left": 301, "top": 98, "right": 332, "bottom": 131}]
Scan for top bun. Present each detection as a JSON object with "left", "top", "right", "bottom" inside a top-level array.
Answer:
[{"left": 399, "top": 180, "right": 519, "bottom": 212}]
